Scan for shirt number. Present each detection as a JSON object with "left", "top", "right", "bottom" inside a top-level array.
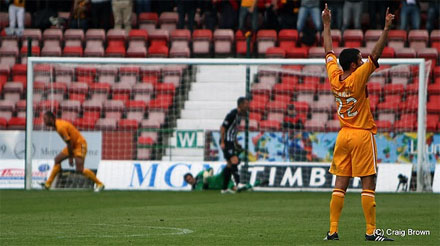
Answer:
[{"left": 335, "top": 97, "right": 358, "bottom": 119}]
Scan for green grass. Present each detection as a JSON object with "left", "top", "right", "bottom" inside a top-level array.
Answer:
[{"left": 0, "top": 191, "right": 439, "bottom": 245}]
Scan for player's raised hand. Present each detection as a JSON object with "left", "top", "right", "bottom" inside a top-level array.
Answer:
[
  {"left": 384, "top": 7, "right": 395, "bottom": 30},
  {"left": 322, "top": 3, "right": 331, "bottom": 26}
]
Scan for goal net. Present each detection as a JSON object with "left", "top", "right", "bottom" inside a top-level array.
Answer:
[{"left": 22, "top": 57, "right": 435, "bottom": 191}]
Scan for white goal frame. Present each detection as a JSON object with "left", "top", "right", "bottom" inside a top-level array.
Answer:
[{"left": 25, "top": 57, "right": 428, "bottom": 191}]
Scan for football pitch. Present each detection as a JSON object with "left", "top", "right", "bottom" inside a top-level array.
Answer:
[{"left": 0, "top": 191, "right": 439, "bottom": 245}]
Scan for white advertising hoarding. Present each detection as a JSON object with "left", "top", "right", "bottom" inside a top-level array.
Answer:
[
  {"left": 97, "top": 161, "right": 414, "bottom": 192},
  {"left": 0, "top": 159, "right": 54, "bottom": 189},
  {"left": 0, "top": 131, "right": 102, "bottom": 169},
  {"left": 97, "top": 161, "right": 227, "bottom": 191}
]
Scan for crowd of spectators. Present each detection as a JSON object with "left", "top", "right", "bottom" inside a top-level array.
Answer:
[{"left": 2, "top": 0, "right": 439, "bottom": 38}]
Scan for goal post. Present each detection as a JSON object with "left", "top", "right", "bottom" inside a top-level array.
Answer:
[{"left": 25, "top": 57, "right": 430, "bottom": 191}]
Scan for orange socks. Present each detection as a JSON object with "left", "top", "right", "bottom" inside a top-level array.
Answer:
[
  {"left": 82, "top": 168, "right": 102, "bottom": 185},
  {"left": 362, "top": 189, "right": 376, "bottom": 235},
  {"left": 329, "top": 188, "right": 345, "bottom": 234},
  {"left": 45, "top": 164, "right": 61, "bottom": 187}
]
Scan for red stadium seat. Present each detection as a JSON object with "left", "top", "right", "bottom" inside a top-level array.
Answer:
[
  {"left": 74, "top": 118, "right": 97, "bottom": 130},
  {"left": 106, "top": 45, "right": 126, "bottom": 57},
  {"left": 127, "top": 45, "right": 147, "bottom": 57},
  {"left": 343, "top": 29, "right": 363, "bottom": 47},
  {"left": 304, "top": 119, "right": 326, "bottom": 131},
  {"left": 388, "top": 30, "right": 407, "bottom": 49},
  {"left": 378, "top": 112, "right": 396, "bottom": 123},
  {"left": 148, "top": 95, "right": 173, "bottom": 111},
  {"left": 155, "top": 82, "right": 176, "bottom": 95},
  {"left": 408, "top": 30, "right": 428, "bottom": 52},
  {"left": 63, "top": 46, "right": 83, "bottom": 57},
  {"left": 381, "top": 46, "right": 395, "bottom": 58},
  {"left": 214, "top": 29, "right": 234, "bottom": 56},
  {"left": 273, "top": 83, "right": 294, "bottom": 96},
  {"left": 427, "top": 100, "right": 440, "bottom": 113},
  {"left": 383, "top": 84, "right": 404, "bottom": 95},
  {"left": 128, "top": 29, "right": 148, "bottom": 42},
  {"left": 257, "top": 30, "right": 277, "bottom": 57},
  {"left": 0, "top": 117, "right": 7, "bottom": 129},
  {"left": 398, "top": 95, "right": 418, "bottom": 112},
  {"left": 375, "top": 120, "right": 393, "bottom": 132},
  {"left": 395, "top": 48, "right": 416, "bottom": 58},
  {"left": 364, "top": 30, "right": 382, "bottom": 47},
  {"left": 7, "top": 117, "right": 26, "bottom": 130},
  {"left": 265, "top": 47, "right": 285, "bottom": 58},
  {"left": 367, "top": 82, "right": 382, "bottom": 94},
  {"left": 118, "top": 119, "right": 139, "bottom": 130},
  {"left": 85, "top": 29, "right": 106, "bottom": 42},
  {"left": 43, "top": 28, "right": 63, "bottom": 42},
  {"left": 377, "top": 95, "right": 401, "bottom": 112},
  {"left": 107, "top": 29, "right": 126, "bottom": 42},
  {"left": 266, "top": 100, "right": 287, "bottom": 113},
  {"left": 428, "top": 83, "right": 440, "bottom": 94},
  {"left": 427, "top": 114, "right": 439, "bottom": 131},
  {"left": 148, "top": 44, "right": 168, "bottom": 58},
  {"left": 285, "top": 47, "right": 308, "bottom": 58},
  {"left": 148, "top": 29, "right": 169, "bottom": 47},
  {"left": 259, "top": 120, "right": 281, "bottom": 131},
  {"left": 278, "top": 29, "right": 298, "bottom": 50},
  {"left": 95, "top": 118, "right": 117, "bottom": 130},
  {"left": 138, "top": 12, "right": 158, "bottom": 31},
  {"left": 417, "top": 48, "right": 438, "bottom": 66},
  {"left": 170, "top": 29, "right": 191, "bottom": 49},
  {"left": 159, "top": 12, "right": 178, "bottom": 32},
  {"left": 308, "top": 47, "right": 325, "bottom": 58},
  {"left": 64, "top": 29, "right": 84, "bottom": 47},
  {"left": 235, "top": 30, "right": 254, "bottom": 57},
  {"left": 291, "top": 101, "right": 309, "bottom": 113},
  {"left": 22, "top": 29, "right": 42, "bottom": 47},
  {"left": 192, "top": 29, "right": 212, "bottom": 57}
]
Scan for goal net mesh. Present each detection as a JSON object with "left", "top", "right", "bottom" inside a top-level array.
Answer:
[{"left": 23, "top": 58, "right": 436, "bottom": 190}]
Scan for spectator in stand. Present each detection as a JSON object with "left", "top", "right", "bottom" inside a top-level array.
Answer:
[
  {"left": 327, "top": 0, "right": 343, "bottom": 30},
  {"left": 277, "top": 0, "right": 300, "bottom": 29},
  {"left": 238, "top": 0, "right": 258, "bottom": 33},
  {"left": 112, "top": 0, "right": 133, "bottom": 33},
  {"left": 296, "top": 0, "right": 321, "bottom": 37},
  {"left": 399, "top": 0, "right": 420, "bottom": 30},
  {"left": 426, "top": 0, "right": 439, "bottom": 33},
  {"left": 368, "top": 0, "right": 388, "bottom": 29},
  {"left": 262, "top": 0, "right": 279, "bottom": 30},
  {"left": 218, "top": 0, "right": 239, "bottom": 29},
  {"left": 70, "top": 0, "right": 89, "bottom": 31},
  {"left": 201, "top": 0, "right": 218, "bottom": 31},
  {"left": 283, "top": 104, "right": 304, "bottom": 130},
  {"left": 135, "top": 0, "right": 151, "bottom": 16},
  {"left": 7, "top": 0, "right": 25, "bottom": 36},
  {"left": 342, "top": 0, "right": 362, "bottom": 31},
  {"left": 90, "top": 0, "right": 112, "bottom": 30},
  {"left": 176, "top": 0, "right": 198, "bottom": 32}
]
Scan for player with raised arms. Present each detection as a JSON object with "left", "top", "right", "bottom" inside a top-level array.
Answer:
[
  {"left": 321, "top": 3, "right": 395, "bottom": 241},
  {"left": 41, "top": 111, "right": 105, "bottom": 192}
]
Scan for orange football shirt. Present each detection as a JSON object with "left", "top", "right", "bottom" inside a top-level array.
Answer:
[
  {"left": 55, "top": 119, "right": 86, "bottom": 145},
  {"left": 325, "top": 52, "right": 378, "bottom": 134}
]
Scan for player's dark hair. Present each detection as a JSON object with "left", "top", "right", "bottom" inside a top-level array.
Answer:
[
  {"left": 237, "top": 97, "right": 248, "bottom": 106},
  {"left": 44, "top": 111, "right": 56, "bottom": 120},
  {"left": 339, "top": 48, "right": 360, "bottom": 71},
  {"left": 183, "top": 173, "right": 193, "bottom": 180}
]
